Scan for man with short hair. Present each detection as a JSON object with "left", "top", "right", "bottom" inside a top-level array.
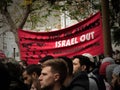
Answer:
[
  {"left": 58, "top": 56, "right": 73, "bottom": 87},
  {"left": 38, "top": 55, "right": 54, "bottom": 65},
  {"left": 39, "top": 58, "right": 67, "bottom": 90},
  {"left": 67, "top": 55, "right": 90, "bottom": 90},
  {"left": 70, "top": 55, "right": 98, "bottom": 90},
  {"left": 72, "top": 55, "right": 91, "bottom": 74},
  {"left": 22, "top": 64, "right": 41, "bottom": 89}
]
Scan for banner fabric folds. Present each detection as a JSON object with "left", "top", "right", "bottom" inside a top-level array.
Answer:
[{"left": 18, "top": 12, "right": 104, "bottom": 64}]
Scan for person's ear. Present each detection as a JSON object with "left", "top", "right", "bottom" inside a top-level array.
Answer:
[
  {"left": 54, "top": 73, "right": 60, "bottom": 82},
  {"left": 81, "top": 65, "right": 86, "bottom": 71},
  {"left": 32, "top": 72, "right": 38, "bottom": 78}
]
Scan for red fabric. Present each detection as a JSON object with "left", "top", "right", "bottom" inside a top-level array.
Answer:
[
  {"left": 18, "top": 11, "right": 104, "bottom": 64},
  {"left": 0, "top": 50, "right": 6, "bottom": 58},
  {"left": 99, "top": 62, "right": 111, "bottom": 76}
]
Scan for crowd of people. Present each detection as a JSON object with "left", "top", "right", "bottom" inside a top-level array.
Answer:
[{"left": 0, "top": 51, "right": 120, "bottom": 90}]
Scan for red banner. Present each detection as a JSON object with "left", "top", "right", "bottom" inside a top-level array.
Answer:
[{"left": 18, "top": 12, "right": 104, "bottom": 64}]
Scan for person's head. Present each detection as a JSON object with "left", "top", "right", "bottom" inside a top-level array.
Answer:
[
  {"left": 99, "top": 57, "right": 115, "bottom": 79},
  {"left": 111, "top": 65, "right": 120, "bottom": 89},
  {"left": 82, "top": 53, "right": 95, "bottom": 71},
  {"left": 82, "top": 53, "right": 94, "bottom": 63},
  {"left": 22, "top": 64, "right": 41, "bottom": 86},
  {"left": 72, "top": 55, "right": 91, "bottom": 74},
  {"left": 58, "top": 56, "right": 73, "bottom": 76},
  {"left": 101, "top": 57, "right": 115, "bottom": 64},
  {"left": 6, "top": 62, "right": 24, "bottom": 79},
  {"left": 58, "top": 56, "right": 73, "bottom": 86},
  {"left": 39, "top": 58, "right": 67, "bottom": 90},
  {"left": 38, "top": 55, "right": 54, "bottom": 65},
  {"left": 5, "top": 62, "right": 29, "bottom": 90},
  {"left": 106, "top": 64, "right": 118, "bottom": 84}
]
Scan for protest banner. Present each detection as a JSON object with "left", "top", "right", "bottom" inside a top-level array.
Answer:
[{"left": 18, "top": 12, "right": 104, "bottom": 64}]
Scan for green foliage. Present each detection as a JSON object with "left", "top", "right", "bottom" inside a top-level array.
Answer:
[
  {"left": 0, "top": 0, "right": 101, "bottom": 30},
  {"left": 49, "top": 0, "right": 96, "bottom": 21},
  {"left": 110, "top": 0, "right": 120, "bottom": 46},
  {"left": 22, "top": 0, "right": 100, "bottom": 29},
  {"left": 24, "top": 0, "right": 120, "bottom": 46}
]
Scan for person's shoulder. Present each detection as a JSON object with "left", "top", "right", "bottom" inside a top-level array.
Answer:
[
  {"left": 66, "top": 85, "right": 86, "bottom": 90},
  {"left": 89, "top": 77, "right": 98, "bottom": 90},
  {"left": 67, "top": 71, "right": 89, "bottom": 90}
]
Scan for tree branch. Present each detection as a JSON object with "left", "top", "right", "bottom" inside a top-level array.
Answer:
[{"left": 18, "top": 5, "right": 31, "bottom": 29}]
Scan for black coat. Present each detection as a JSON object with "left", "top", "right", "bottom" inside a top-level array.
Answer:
[{"left": 67, "top": 71, "right": 89, "bottom": 90}]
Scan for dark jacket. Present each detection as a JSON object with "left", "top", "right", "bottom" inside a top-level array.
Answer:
[
  {"left": 67, "top": 71, "right": 89, "bottom": 90},
  {"left": 60, "top": 85, "right": 68, "bottom": 90}
]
